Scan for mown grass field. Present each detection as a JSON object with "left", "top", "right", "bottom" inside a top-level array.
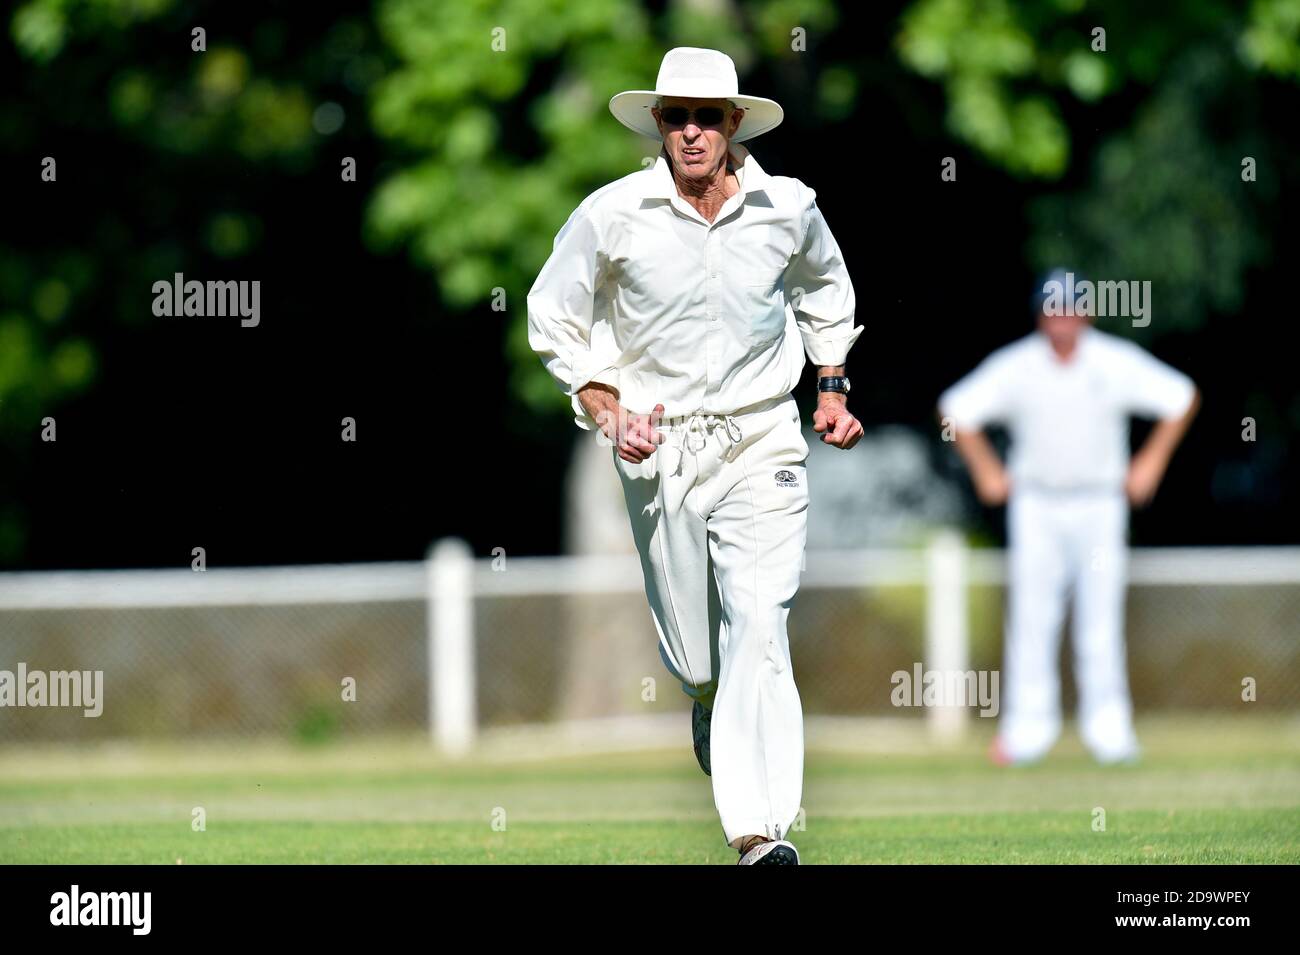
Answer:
[{"left": 1, "top": 715, "right": 1296, "bottom": 864}]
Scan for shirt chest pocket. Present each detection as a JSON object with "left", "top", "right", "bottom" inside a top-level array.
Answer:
[
  {"left": 728, "top": 266, "right": 787, "bottom": 349},
  {"left": 722, "top": 229, "right": 790, "bottom": 348}
]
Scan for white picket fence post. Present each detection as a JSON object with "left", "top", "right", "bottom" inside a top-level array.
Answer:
[
  {"left": 925, "top": 530, "right": 970, "bottom": 743},
  {"left": 428, "top": 538, "right": 475, "bottom": 755}
]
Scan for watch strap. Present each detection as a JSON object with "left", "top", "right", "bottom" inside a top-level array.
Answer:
[{"left": 817, "top": 376, "right": 850, "bottom": 394}]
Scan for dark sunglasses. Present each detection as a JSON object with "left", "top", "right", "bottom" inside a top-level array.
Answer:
[{"left": 658, "top": 105, "right": 731, "bottom": 127}]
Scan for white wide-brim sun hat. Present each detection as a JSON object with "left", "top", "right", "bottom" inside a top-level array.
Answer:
[{"left": 608, "top": 47, "right": 783, "bottom": 143}]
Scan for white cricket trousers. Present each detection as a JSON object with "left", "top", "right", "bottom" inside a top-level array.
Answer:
[
  {"left": 612, "top": 393, "right": 809, "bottom": 846},
  {"left": 1001, "top": 487, "right": 1140, "bottom": 763}
]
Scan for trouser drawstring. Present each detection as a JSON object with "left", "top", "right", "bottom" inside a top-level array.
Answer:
[{"left": 670, "top": 412, "right": 745, "bottom": 476}]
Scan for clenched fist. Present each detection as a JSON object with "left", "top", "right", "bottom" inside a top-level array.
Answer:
[
  {"left": 612, "top": 403, "right": 667, "bottom": 464},
  {"left": 812, "top": 396, "right": 863, "bottom": 450}
]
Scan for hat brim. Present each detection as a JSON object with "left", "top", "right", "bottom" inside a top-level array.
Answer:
[{"left": 608, "top": 91, "right": 783, "bottom": 143}]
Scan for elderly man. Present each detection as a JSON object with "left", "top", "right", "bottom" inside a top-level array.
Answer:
[
  {"left": 939, "top": 272, "right": 1199, "bottom": 766},
  {"left": 527, "top": 47, "right": 863, "bottom": 864}
]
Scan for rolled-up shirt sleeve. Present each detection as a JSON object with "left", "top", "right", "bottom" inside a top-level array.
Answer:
[
  {"left": 784, "top": 183, "right": 863, "bottom": 367},
  {"left": 526, "top": 206, "right": 619, "bottom": 431},
  {"left": 939, "top": 354, "right": 1014, "bottom": 431},
  {"left": 1117, "top": 342, "right": 1196, "bottom": 420}
]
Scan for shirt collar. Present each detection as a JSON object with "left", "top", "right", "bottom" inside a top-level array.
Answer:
[
  {"left": 641, "top": 141, "right": 771, "bottom": 201},
  {"left": 1036, "top": 322, "right": 1094, "bottom": 364}
]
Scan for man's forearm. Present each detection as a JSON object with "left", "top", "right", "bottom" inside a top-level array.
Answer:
[
  {"left": 952, "top": 428, "right": 1005, "bottom": 484},
  {"left": 577, "top": 381, "right": 621, "bottom": 427}
]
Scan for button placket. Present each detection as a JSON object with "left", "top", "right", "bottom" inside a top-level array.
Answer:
[
  {"left": 706, "top": 230, "right": 719, "bottom": 323},
  {"left": 705, "top": 230, "right": 719, "bottom": 392}
]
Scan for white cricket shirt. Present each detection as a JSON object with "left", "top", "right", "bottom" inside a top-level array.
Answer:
[
  {"left": 527, "top": 142, "right": 862, "bottom": 431},
  {"left": 939, "top": 327, "right": 1196, "bottom": 491}
]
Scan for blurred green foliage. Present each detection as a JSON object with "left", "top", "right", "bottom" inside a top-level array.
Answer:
[
  {"left": 897, "top": 0, "right": 1300, "bottom": 178},
  {"left": 4, "top": 0, "right": 379, "bottom": 559},
  {"left": 897, "top": 0, "right": 1300, "bottom": 333},
  {"left": 8, "top": 0, "right": 1299, "bottom": 420},
  {"left": 898, "top": 0, "right": 1068, "bottom": 177},
  {"left": 12, "top": 0, "right": 175, "bottom": 63},
  {"left": 1241, "top": 0, "right": 1300, "bottom": 78},
  {"left": 4, "top": 0, "right": 339, "bottom": 414},
  {"left": 1029, "top": 46, "right": 1274, "bottom": 335},
  {"left": 361, "top": 0, "right": 1300, "bottom": 417},
  {"left": 365, "top": 0, "right": 658, "bottom": 411},
  {"left": 3, "top": 0, "right": 1298, "bottom": 564}
]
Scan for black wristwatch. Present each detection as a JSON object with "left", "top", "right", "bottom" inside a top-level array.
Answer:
[{"left": 817, "top": 376, "right": 851, "bottom": 395}]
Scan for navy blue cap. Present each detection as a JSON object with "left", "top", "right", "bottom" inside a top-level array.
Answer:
[{"left": 1032, "top": 267, "right": 1086, "bottom": 315}]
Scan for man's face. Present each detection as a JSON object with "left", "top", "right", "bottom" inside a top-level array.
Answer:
[
  {"left": 1037, "top": 307, "right": 1092, "bottom": 350},
  {"left": 652, "top": 96, "right": 745, "bottom": 180}
]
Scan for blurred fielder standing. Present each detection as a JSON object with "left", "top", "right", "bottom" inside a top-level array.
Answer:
[
  {"left": 527, "top": 48, "right": 863, "bottom": 864},
  {"left": 939, "top": 272, "right": 1199, "bottom": 765}
]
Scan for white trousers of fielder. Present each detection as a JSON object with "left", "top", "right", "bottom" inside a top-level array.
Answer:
[
  {"left": 1000, "top": 488, "right": 1140, "bottom": 763},
  {"left": 612, "top": 393, "right": 809, "bottom": 846}
]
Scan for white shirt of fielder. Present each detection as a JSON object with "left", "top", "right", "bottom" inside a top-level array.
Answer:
[
  {"left": 939, "top": 325, "right": 1196, "bottom": 492},
  {"left": 526, "top": 141, "right": 863, "bottom": 433}
]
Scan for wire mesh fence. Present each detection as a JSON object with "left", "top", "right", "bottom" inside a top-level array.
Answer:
[
  {"left": 0, "top": 545, "right": 1296, "bottom": 745},
  {"left": 0, "top": 602, "right": 427, "bottom": 741}
]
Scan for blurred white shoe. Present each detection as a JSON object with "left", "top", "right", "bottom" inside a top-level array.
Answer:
[{"left": 1091, "top": 741, "right": 1142, "bottom": 765}]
